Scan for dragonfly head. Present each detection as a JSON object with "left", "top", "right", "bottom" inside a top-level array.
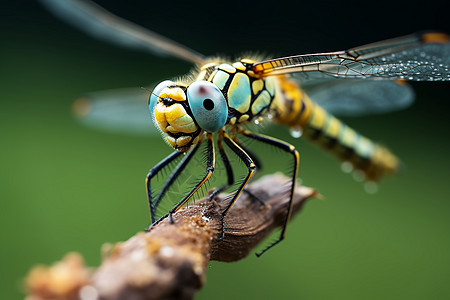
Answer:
[{"left": 149, "top": 80, "right": 228, "bottom": 152}]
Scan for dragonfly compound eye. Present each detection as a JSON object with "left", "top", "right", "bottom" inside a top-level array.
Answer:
[
  {"left": 149, "top": 80, "right": 175, "bottom": 120},
  {"left": 186, "top": 81, "right": 228, "bottom": 132},
  {"left": 150, "top": 80, "right": 205, "bottom": 152}
]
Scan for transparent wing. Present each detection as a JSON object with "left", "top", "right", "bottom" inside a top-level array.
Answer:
[
  {"left": 72, "top": 87, "right": 158, "bottom": 136},
  {"left": 38, "top": 0, "right": 206, "bottom": 65},
  {"left": 301, "top": 79, "right": 414, "bottom": 117},
  {"left": 251, "top": 32, "right": 450, "bottom": 81}
]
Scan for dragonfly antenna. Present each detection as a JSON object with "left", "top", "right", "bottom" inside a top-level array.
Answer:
[{"left": 141, "top": 86, "right": 161, "bottom": 99}]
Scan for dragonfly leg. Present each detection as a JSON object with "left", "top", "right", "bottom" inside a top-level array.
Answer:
[
  {"left": 162, "top": 133, "right": 216, "bottom": 225},
  {"left": 146, "top": 144, "right": 200, "bottom": 229},
  {"left": 210, "top": 134, "right": 265, "bottom": 205},
  {"left": 209, "top": 139, "right": 265, "bottom": 205},
  {"left": 233, "top": 137, "right": 263, "bottom": 172},
  {"left": 238, "top": 128, "right": 300, "bottom": 257},
  {"left": 219, "top": 133, "right": 256, "bottom": 239},
  {"left": 153, "top": 145, "right": 200, "bottom": 210},
  {"left": 208, "top": 185, "right": 227, "bottom": 200},
  {"left": 233, "top": 137, "right": 266, "bottom": 206},
  {"left": 145, "top": 150, "right": 183, "bottom": 224},
  {"left": 242, "top": 189, "right": 265, "bottom": 206},
  {"left": 209, "top": 131, "right": 234, "bottom": 200}
]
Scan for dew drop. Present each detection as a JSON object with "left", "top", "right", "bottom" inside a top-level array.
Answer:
[
  {"left": 254, "top": 117, "right": 263, "bottom": 125},
  {"left": 267, "top": 113, "right": 273, "bottom": 119},
  {"left": 364, "top": 181, "right": 378, "bottom": 194},
  {"left": 341, "top": 161, "right": 353, "bottom": 173},
  {"left": 290, "top": 127, "right": 303, "bottom": 138},
  {"left": 352, "top": 170, "right": 365, "bottom": 182}
]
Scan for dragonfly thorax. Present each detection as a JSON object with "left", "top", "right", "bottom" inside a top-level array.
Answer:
[{"left": 197, "top": 60, "right": 278, "bottom": 126}]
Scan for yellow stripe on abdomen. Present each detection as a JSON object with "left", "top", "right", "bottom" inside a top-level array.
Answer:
[
  {"left": 272, "top": 76, "right": 399, "bottom": 181},
  {"left": 305, "top": 103, "right": 399, "bottom": 181}
]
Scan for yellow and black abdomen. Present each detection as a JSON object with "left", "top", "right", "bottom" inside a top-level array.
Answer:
[
  {"left": 303, "top": 103, "right": 399, "bottom": 181},
  {"left": 272, "top": 76, "right": 399, "bottom": 181}
]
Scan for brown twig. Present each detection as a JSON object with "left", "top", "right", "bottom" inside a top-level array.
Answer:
[{"left": 25, "top": 173, "right": 316, "bottom": 300}]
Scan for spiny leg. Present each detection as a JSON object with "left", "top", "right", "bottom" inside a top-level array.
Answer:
[
  {"left": 209, "top": 132, "right": 263, "bottom": 205},
  {"left": 233, "top": 136, "right": 265, "bottom": 206},
  {"left": 145, "top": 144, "right": 200, "bottom": 229},
  {"left": 220, "top": 132, "right": 256, "bottom": 239},
  {"left": 233, "top": 136, "right": 263, "bottom": 171},
  {"left": 152, "top": 133, "right": 216, "bottom": 227},
  {"left": 209, "top": 133, "right": 263, "bottom": 203},
  {"left": 154, "top": 145, "right": 200, "bottom": 208},
  {"left": 209, "top": 130, "right": 234, "bottom": 200},
  {"left": 146, "top": 150, "right": 183, "bottom": 224},
  {"left": 238, "top": 128, "right": 300, "bottom": 257},
  {"left": 210, "top": 137, "right": 264, "bottom": 205}
]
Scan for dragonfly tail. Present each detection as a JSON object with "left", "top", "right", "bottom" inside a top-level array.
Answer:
[{"left": 272, "top": 76, "right": 399, "bottom": 181}]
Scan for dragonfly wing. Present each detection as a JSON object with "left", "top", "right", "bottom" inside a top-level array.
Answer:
[
  {"left": 38, "top": 0, "right": 206, "bottom": 65},
  {"left": 72, "top": 87, "right": 158, "bottom": 136},
  {"left": 251, "top": 32, "right": 450, "bottom": 81},
  {"left": 302, "top": 79, "right": 414, "bottom": 117}
]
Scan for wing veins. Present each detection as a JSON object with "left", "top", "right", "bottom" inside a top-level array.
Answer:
[{"left": 251, "top": 32, "right": 450, "bottom": 81}]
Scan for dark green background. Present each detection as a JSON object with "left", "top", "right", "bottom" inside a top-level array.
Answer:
[{"left": 1, "top": 1, "right": 449, "bottom": 299}]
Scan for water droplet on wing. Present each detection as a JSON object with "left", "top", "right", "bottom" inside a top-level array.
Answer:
[{"left": 290, "top": 127, "right": 303, "bottom": 138}]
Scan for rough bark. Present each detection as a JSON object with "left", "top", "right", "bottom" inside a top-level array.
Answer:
[{"left": 25, "top": 173, "right": 316, "bottom": 300}]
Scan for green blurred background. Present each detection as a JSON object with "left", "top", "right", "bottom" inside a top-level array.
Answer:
[{"left": 1, "top": 1, "right": 449, "bottom": 299}]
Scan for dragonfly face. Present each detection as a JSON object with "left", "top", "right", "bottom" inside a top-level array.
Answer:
[{"left": 149, "top": 80, "right": 228, "bottom": 152}]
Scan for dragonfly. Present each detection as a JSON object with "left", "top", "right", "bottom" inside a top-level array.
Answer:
[{"left": 40, "top": 0, "right": 450, "bottom": 256}]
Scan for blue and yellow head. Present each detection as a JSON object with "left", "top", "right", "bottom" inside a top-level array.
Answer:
[{"left": 149, "top": 80, "right": 228, "bottom": 152}]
